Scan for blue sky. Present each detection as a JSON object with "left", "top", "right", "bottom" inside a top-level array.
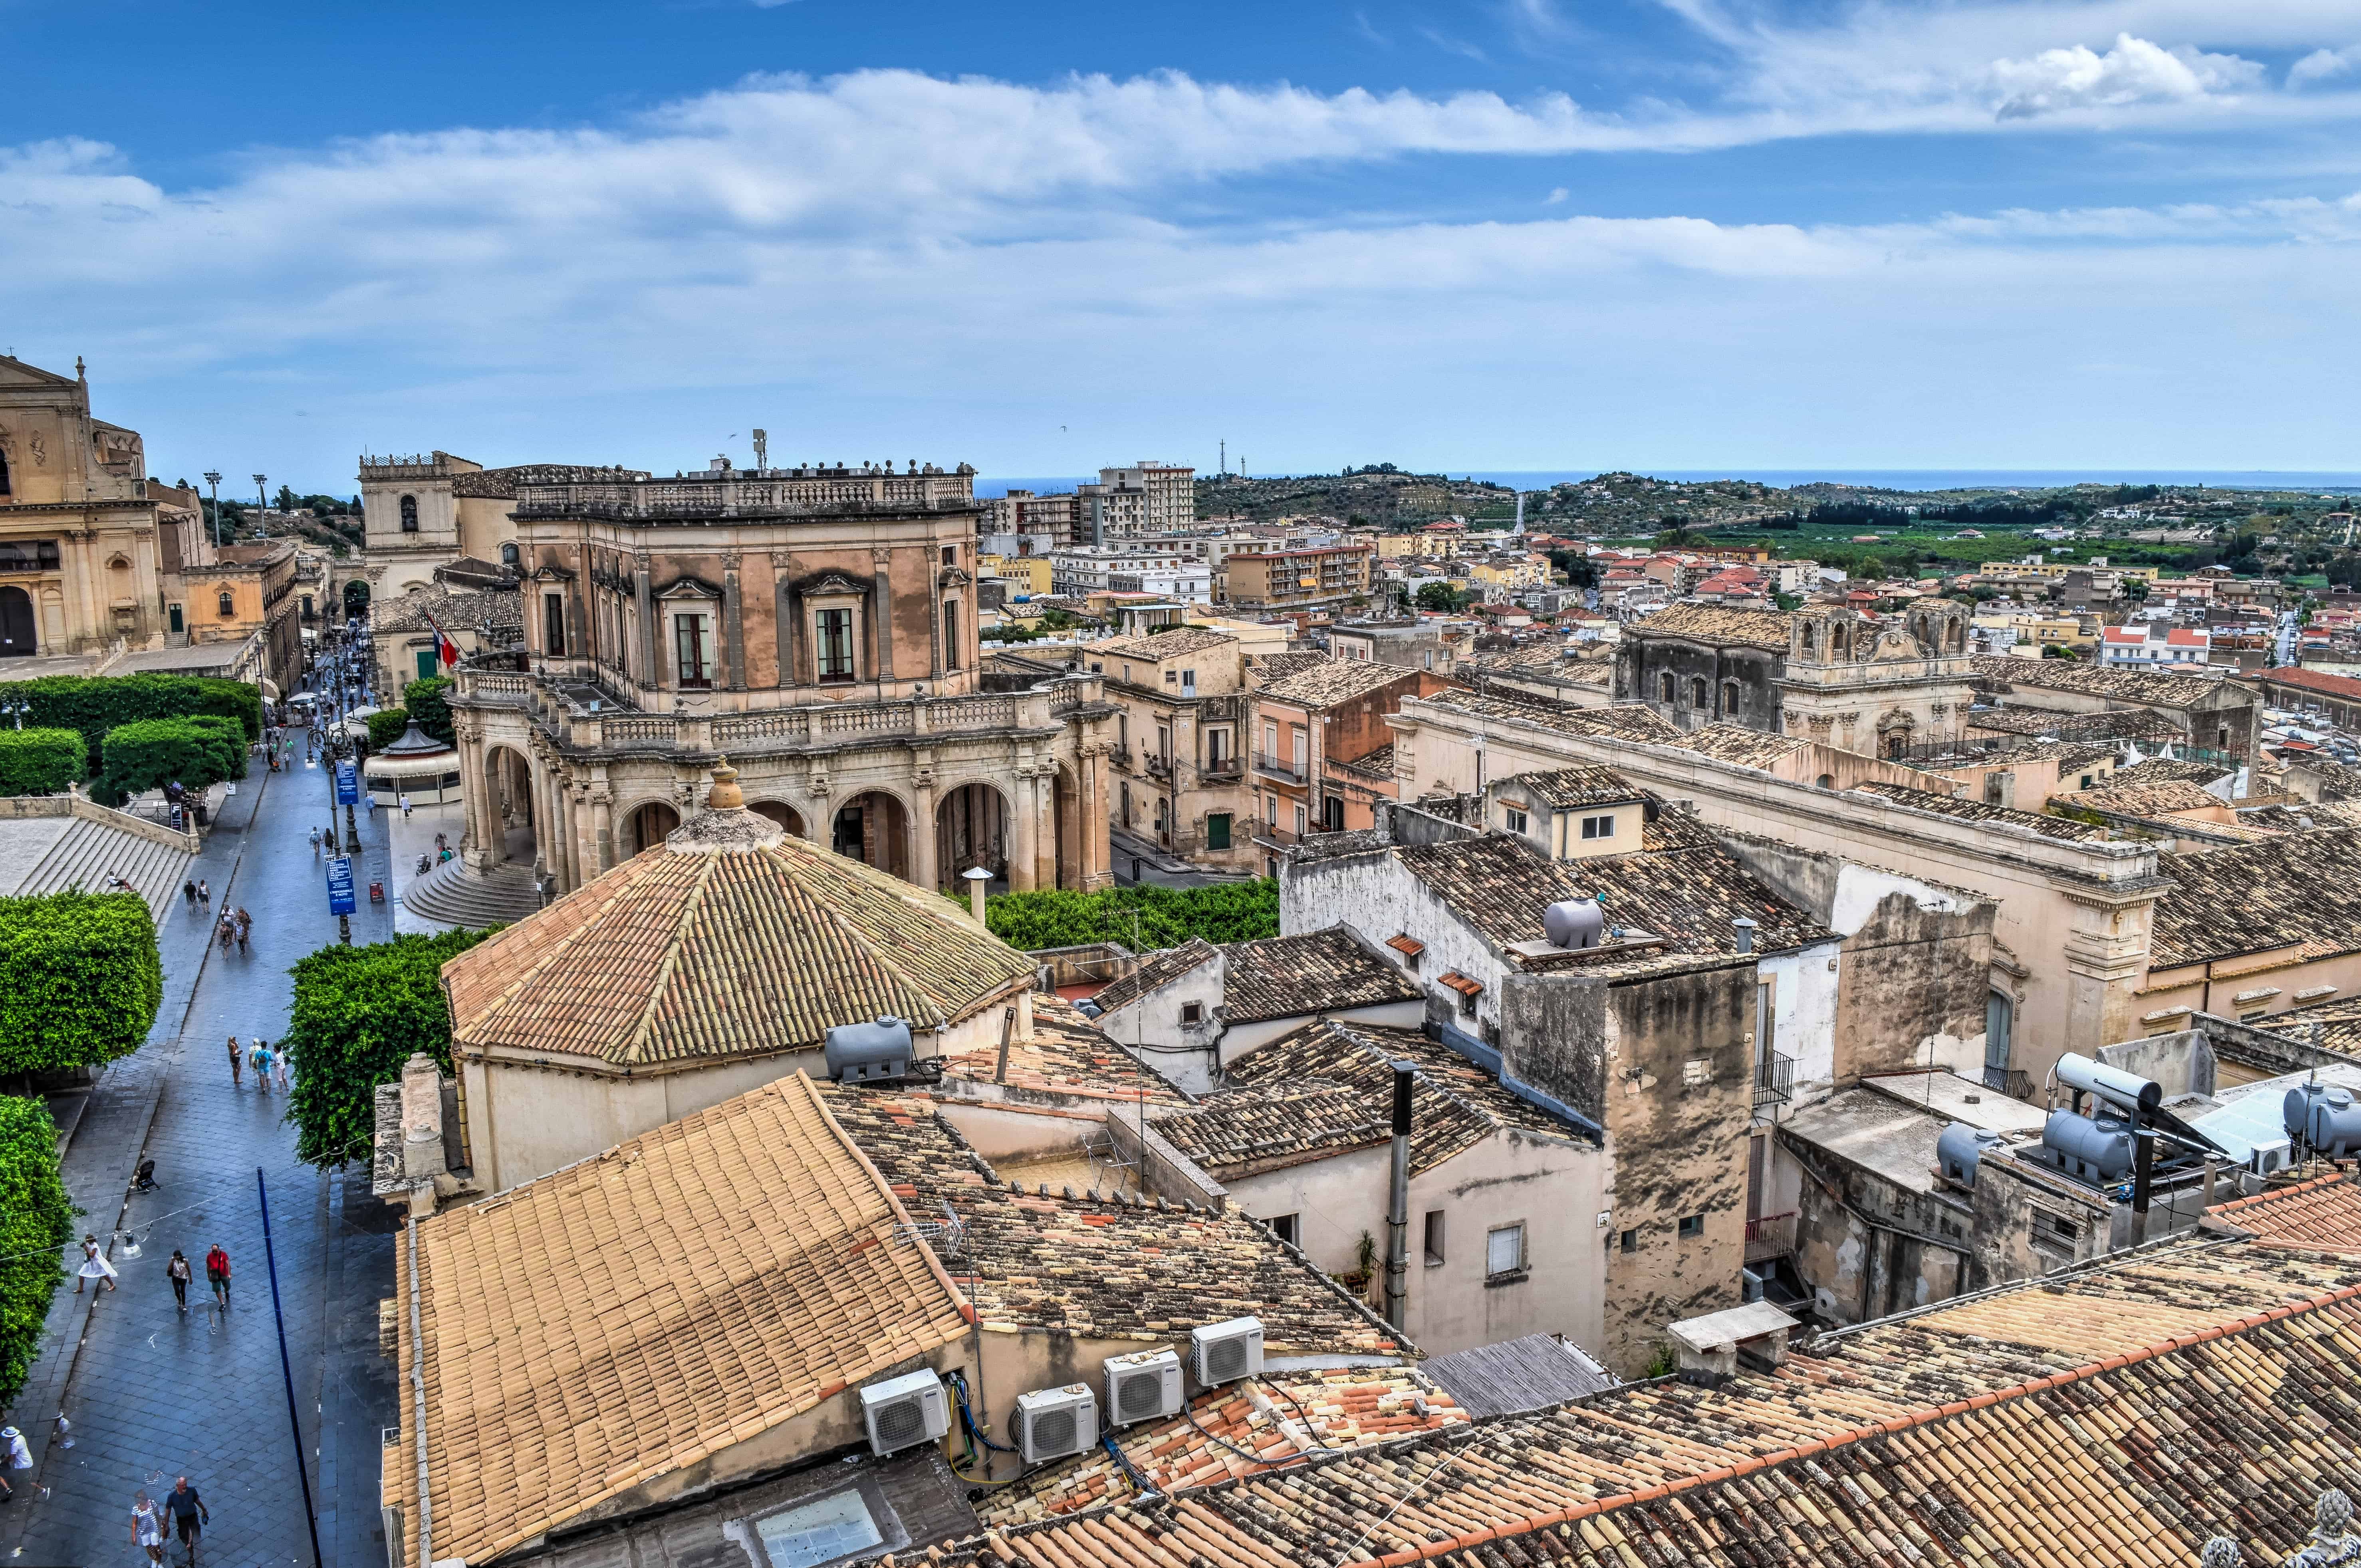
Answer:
[{"left": 7, "top": 0, "right": 2361, "bottom": 492}]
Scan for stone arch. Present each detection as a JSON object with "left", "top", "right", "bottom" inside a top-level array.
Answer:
[
  {"left": 1720, "top": 678, "right": 1742, "bottom": 719},
  {"left": 748, "top": 799, "right": 806, "bottom": 837},
  {"left": 481, "top": 744, "right": 535, "bottom": 866},
  {"left": 0, "top": 584, "right": 35, "bottom": 657},
  {"left": 343, "top": 579, "right": 371, "bottom": 614},
  {"left": 831, "top": 789, "right": 911, "bottom": 880},
  {"left": 400, "top": 494, "right": 419, "bottom": 532},
  {"left": 624, "top": 800, "right": 681, "bottom": 857},
  {"left": 1815, "top": 773, "right": 1836, "bottom": 790},
  {"left": 1657, "top": 671, "right": 1675, "bottom": 704},
  {"left": 1688, "top": 677, "right": 1708, "bottom": 709},
  {"left": 936, "top": 778, "right": 1014, "bottom": 890}
]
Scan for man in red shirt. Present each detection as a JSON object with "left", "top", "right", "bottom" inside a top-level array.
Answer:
[{"left": 203, "top": 1245, "right": 231, "bottom": 1310}]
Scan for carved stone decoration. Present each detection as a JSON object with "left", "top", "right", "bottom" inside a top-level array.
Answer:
[{"left": 2286, "top": 1490, "right": 2361, "bottom": 1568}]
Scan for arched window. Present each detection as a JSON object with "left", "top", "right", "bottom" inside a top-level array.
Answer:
[
  {"left": 217, "top": 591, "right": 236, "bottom": 617},
  {"left": 1690, "top": 677, "right": 1708, "bottom": 709},
  {"left": 500, "top": 542, "right": 519, "bottom": 567},
  {"left": 1815, "top": 773, "right": 1835, "bottom": 790},
  {"left": 1658, "top": 671, "right": 1675, "bottom": 704},
  {"left": 1800, "top": 623, "right": 1816, "bottom": 657},
  {"left": 1721, "top": 679, "right": 1741, "bottom": 717},
  {"left": 399, "top": 495, "right": 419, "bottom": 533}
]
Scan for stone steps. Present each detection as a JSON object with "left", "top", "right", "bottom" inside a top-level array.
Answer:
[
  {"left": 401, "top": 857, "right": 543, "bottom": 929},
  {"left": 20, "top": 816, "right": 194, "bottom": 920}
]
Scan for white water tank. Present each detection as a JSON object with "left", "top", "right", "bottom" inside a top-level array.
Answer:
[{"left": 1543, "top": 898, "right": 1604, "bottom": 951}]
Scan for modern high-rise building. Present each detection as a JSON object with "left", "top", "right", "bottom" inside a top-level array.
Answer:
[{"left": 1080, "top": 460, "right": 1194, "bottom": 542}]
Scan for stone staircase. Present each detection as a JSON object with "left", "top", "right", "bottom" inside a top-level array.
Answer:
[
  {"left": 20, "top": 814, "right": 196, "bottom": 920},
  {"left": 401, "top": 857, "right": 544, "bottom": 929}
]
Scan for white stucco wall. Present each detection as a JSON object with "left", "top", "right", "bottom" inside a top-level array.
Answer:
[{"left": 1757, "top": 938, "right": 1841, "bottom": 1096}]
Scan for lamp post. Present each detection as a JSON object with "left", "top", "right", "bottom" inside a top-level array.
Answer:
[
  {"left": 0, "top": 700, "right": 27, "bottom": 730},
  {"left": 254, "top": 474, "right": 269, "bottom": 540},
  {"left": 203, "top": 471, "right": 223, "bottom": 547}
]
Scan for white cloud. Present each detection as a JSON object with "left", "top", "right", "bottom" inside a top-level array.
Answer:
[
  {"left": 1989, "top": 33, "right": 2263, "bottom": 119},
  {"left": 2291, "top": 46, "right": 2361, "bottom": 86},
  {"left": 1547, "top": 185, "right": 1570, "bottom": 202}
]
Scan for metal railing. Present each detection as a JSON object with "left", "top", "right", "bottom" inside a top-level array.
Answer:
[
  {"left": 1744, "top": 1211, "right": 1797, "bottom": 1264},
  {"left": 1255, "top": 752, "right": 1308, "bottom": 784},
  {"left": 1753, "top": 1052, "right": 1795, "bottom": 1111},
  {"left": 1981, "top": 1065, "right": 2035, "bottom": 1100},
  {"left": 1200, "top": 755, "right": 1244, "bottom": 779}
]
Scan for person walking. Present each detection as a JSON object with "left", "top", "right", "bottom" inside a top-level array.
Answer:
[
  {"left": 400, "top": 791, "right": 413, "bottom": 819},
  {"left": 233, "top": 908, "right": 250, "bottom": 955},
  {"left": 273, "top": 1048, "right": 291, "bottom": 1094},
  {"left": 195, "top": 879, "right": 209, "bottom": 909},
  {"left": 166, "top": 1249, "right": 192, "bottom": 1313},
  {"left": 1, "top": 1421, "right": 31, "bottom": 1501},
  {"left": 182, "top": 879, "right": 196, "bottom": 907},
  {"left": 310, "top": 826, "right": 320, "bottom": 856},
  {"left": 204, "top": 1245, "right": 230, "bottom": 1309},
  {"left": 250, "top": 1040, "right": 270, "bottom": 1094},
  {"left": 225, "top": 1034, "right": 242, "bottom": 1088},
  {"left": 163, "top": 1477, "right": 206, "bottom": 1564},
  {"left": 132, "top": 1492, "right": 167, "bottom": 1566},
  {"left": 75, "top": 1233, "right": 117, "bottom": 1294}
]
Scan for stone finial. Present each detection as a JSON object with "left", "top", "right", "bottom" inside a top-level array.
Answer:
[
  {"left": 2204, "top": 1536, "right": 2242, "bottom": 1568},
  {"left": 707, "top": 757, "right": 744, "bottom": 812},
  {"left": 2318, "top": 1492, "right": 2355, "bottom": 1545}
]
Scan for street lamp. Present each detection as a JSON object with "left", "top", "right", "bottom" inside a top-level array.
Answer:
[
  {"left": 253, "top": 474, "right": 269, "bottom": 540},
  {"left": 0, "top": 700, "right": 27, "bottom": 730},
  {"left": 203, "top": 471, "right": 223, "bottom": 548}
]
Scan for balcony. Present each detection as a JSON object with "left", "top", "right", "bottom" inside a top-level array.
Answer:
[
  {"left": 1200, "top": 755, "right": 1244, "bottom": 781},
  {"left": 1980, "top": 1064, "right": 2034, "bottom": 1100},
  {"left": 1744, "top": 1211, "right": 1797, "bottom": 1264},
  {"left": 1753, "top": 1052, "right": 1795, "bottom": 1112},
  {"left": 1109, "top": 743, "right": 1134, "bottom": 771},
  {"left": 1144, "top": 752, "right": 1174, "bottom": 779},
  {"left": 1255, "top": 752, "right": 1308, "bottom": 785}
]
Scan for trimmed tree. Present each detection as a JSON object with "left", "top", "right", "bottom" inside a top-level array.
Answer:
[
  {"left": 0, "top": 891, "right": 164, "bottom": 1079},
  {"left": 8, "top": 673, "right": 262, "bottom": 779},
  {"left": 974, "top": 881, "right": 1280, "bottom": 951},
  {"left": 401, "top": 677, "right": 454, "bottom": 746},
  {"left": 0, "top": 1095, "right": 73, "bottom": 1404},
  {"left": 97, "top": 715, "right": 247, "bottom": 806},
  {"left": 284, "top": 929, "right": 492, "bottom": 1167},
  {"left": 0, "top": 727, "right": 88, "bottom": 796},
  {"left": 365, "top": 708, "right": 412, "bottom": 750}
]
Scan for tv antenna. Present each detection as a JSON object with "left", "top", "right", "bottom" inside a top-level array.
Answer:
[{"left": 751, "top": 429, "right": 768, "bottom": 470}]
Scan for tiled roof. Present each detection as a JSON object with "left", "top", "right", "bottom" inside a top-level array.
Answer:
[
  {"left": 1656, "top": 724, "right": 1811, "bottom": 770},
  {"left": 910, "top": 1237, "right": 2361, "bottom": 1568},
  {"left": 937, "top": 994, "right": 1188, "bottom": 1108},
  {"left": 1220, "top": 928, "right": 1421, "bottom": 1022},
  {"left": 1975, "top": 653, "right": 2232, "bottom": 707},
  {"left": 2107, "top": 757, "right": 2232, "bottom": 789},
  {"left": 1335, "top": 741, "right": 1397, "bottom": 780},
  {"left": 2150, "top": 828, "right": 2361, "bottom": 968},
  {"left": 2249, "top": 665, "right": 2361, "bottom": 702},
  {"left": 1498, "top": 764, "right": 1647, "bottom": 808},
  {"left": 1849, "top": 780, "right": 2112, "bottom": 841},
  {"left": 372, "top": 583, "right": 522, "bottom": 635},
  {"left": 394, "top": 1074, "right": 971, "bottom": 1568},
  {"left": 2205, "top": 1174, "right": 2361, "bottom": 1252},
  {"left": 1413, "top": 687, "right": 1680, "bottom": 742},
  {"left": 1256, "top": 659, "right": 1420, "bottom": 709},
  {"left": 1246, "top": 651, "right": 1337, "bottom": 685},
  {"left": 2249, "top": 992, "right": 2361, "bottom": 1055},
  {"left": 1150, "top": 1018, "right": 1589, "bottom": 1181},
  {"left": 975, "top": 1366, "right": 1465, "bottom": 1526},
  {"left": 818, "top": 1084, "right": 1407, "bottom": 1356},
  {"left": 1964, "top": 704, "right": 2185, "bottom": 742},
  {"left": 2068, "top": 777, "right": 2229, "bottom": 817},
  {"left": 442, "top": 816, "right": 1032, "bottom": 1067},
  {"left": 1095, "top": 627, "right": 1239, "bottom": 660},
  {"left": 1085, "top": 938, "right": 1221, "bottom": 1019},
  {"left": 1628, "top": 602, "right": 1794, "bottom": 650}
]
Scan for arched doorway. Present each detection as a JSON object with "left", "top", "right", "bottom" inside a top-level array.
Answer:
[
  {"left": 831, "top": 791, "right": 910, "bottom": 880},
  {"left": 0, "top": 585, "right": 35, "bottom": 657},
  {"left": 482, "top": 746, "right": 535, "bottom": 865},
  {"left": 750, "top": 800, "right": 805, "bottom": 836},
  {"left": 935, "top": 782, "right": 1009, "bottom": 889},
  {"left": 343, "top": 579, "right": 370, "bottom": 616},
  {"left": 627, "top": 801, "right": 680, "bottom": 856}
]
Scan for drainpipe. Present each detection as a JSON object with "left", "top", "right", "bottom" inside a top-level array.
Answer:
[
  {"left": 2131, "top": 1108, "right": 2157, "bottom": 1240},
  {"left": 1384, "top": 1062, "right": 1413, "bottom": 1330},
  {"left": 405, "top": 1211, "right": 433, "bottom": 1568}
]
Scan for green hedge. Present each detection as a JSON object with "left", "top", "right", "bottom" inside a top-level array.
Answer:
[
  {"left": 977, "top": 881, "right": 1280, "bottom": 951},
  {"left": 0, "top": 727, "right": 87, "bottom": 796},
  {"left": 0, "top": 1095, "right": 72, "bottom": 1404},
  {"left": 285, "top": 929, "right": 493, "bottom": 1168},
  {"left": 366, "top": 708, "right": 412, "bottom": 750},
  {"left": 402, "top": 677, "right": 453, "bottom": 746},
  {"left": 4, "top": 674, "right": 262, "bottom": 780},
  {"left": 0, "top": 891, "right": 164, "bottom": 1077},
  {"left": 97, "top": 715, "right": 248, "bottom": 805}
]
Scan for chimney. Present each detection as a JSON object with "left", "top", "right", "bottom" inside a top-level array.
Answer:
[
  {"left": 1384, "top": 1062, "right": 1413, "bottom": 1330},
  {"left": 1732, "top": 917, "right": 1758, "bottom": 956},
  {"left": 399, "top": 1053, "right": 447, "bottom": 1185}
]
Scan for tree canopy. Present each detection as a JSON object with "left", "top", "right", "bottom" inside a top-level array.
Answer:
[
  {"left": 402, "top": 677, "right": 455, "bottom": 746},
  {"left": 0, "top": 1095, "right": 72, "bottom": 1403},
  {"left": 0, "top": 891, "right": 163, "bottom": 1079},
  {"left": 98, "top": 715, "right": 247, "bottom": 806},
  {"left": 975, "top": 881, "right": 1279, "bottom": 951},
  {"left": 0, "top": 727, "right": 87, "bottom": 796},
  {"left": 284, "top": 929, "right": 492, "bottom": 1167}
]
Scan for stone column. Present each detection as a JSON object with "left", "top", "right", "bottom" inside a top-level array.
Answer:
[
  {"left": 589, "top": 780, "right": 615, "bottom": 878},
  {"left": 1082, "top": 748, "right": 1112, "bottom": 891},
  {"left": 1009, "top": 765, "right": 1039, "bottom": 893},
  {"left": 563, "top": 782, "right": 586, "bottom": 892},
  {"left": 869, "top": 548, "right": 895, "bottom": 699},
  {"left": 1032, "top": 768, "right": 1056, "bottom": 891},
  {"left": 721, "top": 550, "right": 746, "bottom": 692},
  {"left": 773, "top": 553, "right": 799, "bottom": 689},
  {"left": 912, "top": 764, "right": 940, "bottom": 893}
]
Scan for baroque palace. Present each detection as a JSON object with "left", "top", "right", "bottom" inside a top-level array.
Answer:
[{"left": 442, "top": 460, "right": 1119, "bottom": 902}]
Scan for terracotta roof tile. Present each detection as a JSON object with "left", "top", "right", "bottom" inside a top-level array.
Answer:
[
  {"left": 1629, "top": 602, "right": 1796, "bottom": 651},
  {"left": 1256, "top": 661, "right": 1422, "bottom": 709},
  {"left": 937, "top": 994, "right": 1188, "bottom": 1108},
  {"left": 1220, "top": 929, "right": 1420, "bottom": 1022},
  {"left": 1850, "top": 780, "right": 2111, "bottom": 842},
  {"left": 2150, "top": 828, "right": 2361, "bottom": 969},
  {"left": 2205, "top": 1174, "right": 2361, "bottom": 1252},
  {"left": 1496, "top": 765, "right": 1648, "bottom": 809},
  {"left": 1975, "top": 654, "right": 2233, "bottom": 707},
  {"left": 1412, "top": 687, "right": 1680, "bottom": 742}
]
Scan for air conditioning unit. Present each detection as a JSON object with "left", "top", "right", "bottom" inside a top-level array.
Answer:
[
  {"left": 1102, "top": 1348, "right": 1184, "bottom": 1427},
  {"left": 858, "top": 1369, "right": 948, "bottom": 1457},
  {"left": 1015, "top": 1383, "right": 1099, "bottom": 1463},
  {"left": 1190, "top": 1316, "right": 1264, "bottom": 1386}
]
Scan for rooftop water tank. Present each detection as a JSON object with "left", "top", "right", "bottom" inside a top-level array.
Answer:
[
  {"left": 2055, "top": 1053, "right": 2161, "bottom": 1115},
  {"left": 825, "top": 1016, "right": 913, "bottom": 1083},
  {"left": 2285, "top": 1082, "right": 2361, "bottom": 1158},
  {"left": 2043, "top": 1109, "right": 2134, "bottom": 1182},
  {"left": 1936, "top": 1122, "right": 2002, "bottom": 1188},
  {"left": 1543, "top": 898, "right": 1604, "bottom": 951}
]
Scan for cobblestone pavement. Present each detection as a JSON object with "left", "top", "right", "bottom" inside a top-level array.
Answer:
[{"left": 2, "top": 737, "right": 403, "bottom": 1568}]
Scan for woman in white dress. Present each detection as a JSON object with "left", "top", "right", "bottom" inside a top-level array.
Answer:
[
  {"left": 131, "top": 1493, "right": 165, "bottom": 1565},
  {"left": 75, "top": 1234, "right": 117, "bottom": 1294}
]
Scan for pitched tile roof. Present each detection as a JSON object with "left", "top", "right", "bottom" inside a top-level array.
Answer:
[
  {"left": 1628, "top": 601, "right": 1795, "bottom": 650},
  {"left": 394, "top": 1074, "right": 972, "bottom": 1568},
  {"left": 442, "top": 812, "right": 1032, "bottom": 1068},
  {"left": 1335, "top": 740, "right": 1397, "bottom": 780},
  {"left": 1085, "top": 938, "right": 1221, "bottom": 1019},
  {"left": 937, "top": 994, "right": 1189, "bottom": 1108},
  {"left": 1497, "top": 765, "right": 1648, "bottom": 808},
  {"left": 1655, "top": 724, "right": 1811, "bottom": 770},
  {"left": 372, "top": 583, "right": 522, "bottom": 635},
  {"left": 1849, "top": 779, "right": 2112, "bottom": 841},
  {"left": 905, "top": 1237, "right": 2361, "bottom": 1568},
  {"left": 2204, "top": 1173, "right": 2361, "bottom": 1252},
  {"left": 1964, "top": 703, "right": 2186, "bottom": 742},
  {"left": 2248, "top": 665, "right": 2361, "bottom": 702},
  {"left": 2249, "top": 992, "right": 2361, "bottom": 1055},
  {"left": 2150, "top": 828, "right": 2361, "bottom": 969},
  {"left": 2067, "top": 777, "right": 2232, "bottom": 817},
  {"left": 1095, "top": 627, "right": 1239, "bottom": 660},
  {"left": 818, "top": 1084, "right": 1407, "bottom": 1357},
  {"left": 2107, "top": 757, "right": 2233, "bottom": 789},
  {"left": 1411, "top": 687, "right": 1680, "bottom": 742},
  {"left": 1149, "top": 1018, "right": 1591, "bottom": 1181},
  {"left": 1975, "top": 653, "right": 2233, "bottom": 707},
  {"left": 1256, "top": 659, "right": 1421, "bottom": 709},
  {"left": 1220, "top": 928, "right": 1421, "bottom": 1022},
  {"left": 1246, "top": 651, "right": 1337, "bottom": 685}
]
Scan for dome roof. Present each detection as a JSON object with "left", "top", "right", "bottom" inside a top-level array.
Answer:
[{"left": 442, "top": 769, "right": 1030, "bottom": 1071}]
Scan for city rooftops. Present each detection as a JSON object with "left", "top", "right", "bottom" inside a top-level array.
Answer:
[
  {"left": 1499, "top": 764, "right": 1649, "bottom": 809},
  {"left": 1092, "top": 626, "right": 1238, "bottom": 660},
  {"left": 1625, "top": 601, "right": 1794, "bottom": 651},
  {"left": 2149, "top": 827, "right": 2361, "bottom": 970},
  {"left": 1256, "top": 659, "right": 1423, "bottom": 709},
  {"left": 1087, "top": 927, "right": 1420, "bottom": 1025}
]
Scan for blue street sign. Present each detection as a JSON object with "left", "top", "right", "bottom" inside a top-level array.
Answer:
[
  {"left": 334, "top": 760, "right": 360, "bottom": 806},
  {"left": 326, "top": 856, "right": 357, "bottom": 916}
]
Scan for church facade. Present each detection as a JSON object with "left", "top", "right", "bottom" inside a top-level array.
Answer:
[{"left": 446, "top": 461, "right": 1119, "bottom": 900}]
